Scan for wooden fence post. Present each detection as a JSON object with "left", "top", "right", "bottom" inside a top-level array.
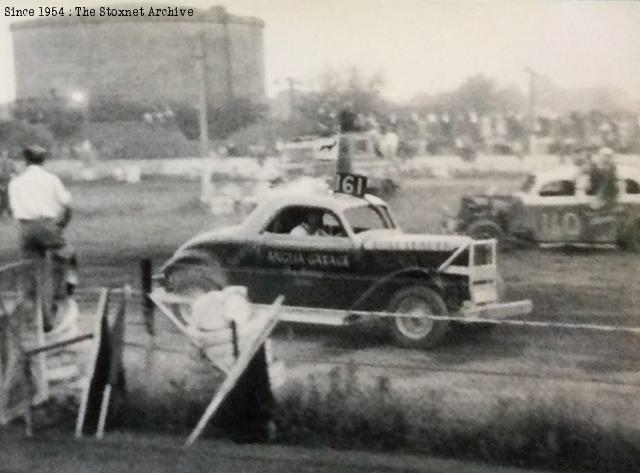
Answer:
[{"left": 140, "top": 259, "right": 154, "bottom": 336}]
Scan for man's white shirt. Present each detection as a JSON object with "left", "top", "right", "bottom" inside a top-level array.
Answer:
[
  {"left": 379, "top": 132, "right": 399, "bottom": 159},
  {"left": 8, "top": 165, "right": 71, "bottom": 220}
]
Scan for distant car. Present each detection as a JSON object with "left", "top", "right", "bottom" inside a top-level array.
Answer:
[
  {"left": 159, "top": 188, "right": 531, "bottom": 349},
  {"left": 449, "top": 165, "right": 640, "bottom": 251},
  {"left": 280, "top": 132, "right": 401, "bottom": 196}
]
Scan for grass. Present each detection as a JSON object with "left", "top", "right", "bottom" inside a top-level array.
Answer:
[
  {"left": 273, "top": 364, "right": 640, "bottom": 472},
  {"left": 274, "top": 363, "right": 406, "bottom": 451}
]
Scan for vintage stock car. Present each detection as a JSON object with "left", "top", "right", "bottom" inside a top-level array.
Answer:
[
  {"left": 450, "top": 164, "right": 640, "bottom": 251},
  {"left": 159, "top": 175, "right": 532, "bottom": 349}
]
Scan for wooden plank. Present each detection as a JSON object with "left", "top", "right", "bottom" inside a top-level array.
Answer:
[
  {"left": 33, "top": 255, "right": 49, "bottom": 403},
  {"left": 25, "top": 333, "right": 93, "bottom": 357},
  {"left": 75, "top": 289, "right": 109, "bottom": 438},
  {"left": 148, "top": 293, "right": 199, "bottom": 345},
  {"left": 0, "top": 260, "right": 31, "bottom": 274},
  {"left": 185, "top": 295, "right": 284, "bottom": 447},
  {"left": 95, "top": 384, "right": 111, "bottom": 440}
]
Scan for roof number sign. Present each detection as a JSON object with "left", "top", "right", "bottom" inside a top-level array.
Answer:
[{"left": 335, "top": 173, "right": 367, "bottom": 197}]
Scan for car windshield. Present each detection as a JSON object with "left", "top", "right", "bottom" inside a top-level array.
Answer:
[
  {"left": 344, "top": 205, "right": 394, "bottom": 234},
  {"left": 520, "top": 174, "right": 536, "bottom": 193}
]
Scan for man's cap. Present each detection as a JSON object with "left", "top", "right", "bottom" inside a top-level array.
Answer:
[{"left": 22, "top": 145, "right": 48, "bottom": 164}]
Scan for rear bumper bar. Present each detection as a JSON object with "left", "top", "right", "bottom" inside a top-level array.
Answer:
[{"left": 460, "top": 299, "right": 533, "bottom": 320}]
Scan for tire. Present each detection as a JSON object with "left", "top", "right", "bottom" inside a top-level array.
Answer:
[
  {"left": 620, "top": 218, "right": 640, "bottom": 253},
  {"left": 387, "top": 286, "right": 449, "bottom": 349},
  {"left": 465, "top": 219, "right": 509, "bottom": 251},
  {"left": 167, "top": 263, "right": 228, "bottom": 322}
]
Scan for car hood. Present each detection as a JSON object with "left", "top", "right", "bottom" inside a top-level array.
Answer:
[
  {"left": 356, "top": 229, "right": 472, "bottom": 252},
  {"left": 176, "top": 225, "right": 243, "bottom": 251}
]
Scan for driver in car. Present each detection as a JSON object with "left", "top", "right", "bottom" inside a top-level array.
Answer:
[{"left": 290, "top": 209, "right": 329, "bottom": 236}]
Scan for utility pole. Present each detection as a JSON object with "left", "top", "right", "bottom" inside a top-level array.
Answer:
[
  {"left": 195, "top": 33, "right": 211, "bottom": 202},
  {"left": 286, "top": 77, "right": 297, "bottom": 120},
  {"left": 275, "top": 77, "right": 301, "bottom": 120},
  {"left": 524, "top": 67, "right": 537, "bottom": 155}
]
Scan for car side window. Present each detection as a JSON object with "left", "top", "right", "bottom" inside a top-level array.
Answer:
[
  {"left": 262, "top": 206, "right": 347, "bottom": 237},
  {"left": 318, "top": 213, "right": 344, "bottom": 237},
  {"left": 538, "top": 180, "right": 575, "bottom": 197},
  {"left": 262, "top": 206, "right": 306, "bottom": 234},
  {"left": 625, "top": 179, "right": 640, "bottom": 195}
]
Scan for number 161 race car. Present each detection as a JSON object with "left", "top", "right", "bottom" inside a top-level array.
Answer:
[{"left": 159, "top": 173, "right": 532, "bottom": 349}]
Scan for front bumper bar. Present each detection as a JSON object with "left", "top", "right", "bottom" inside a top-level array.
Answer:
[{"left": 460, "top": 299, "right": 533, "bottom": 320}]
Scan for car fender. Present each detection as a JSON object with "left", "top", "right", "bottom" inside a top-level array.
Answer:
[
  {"left": 350, "top": 267, "right": 444, "bottom": 311},
  {"left": 160, "top": 248, "right": 221, "bottom": 276}
]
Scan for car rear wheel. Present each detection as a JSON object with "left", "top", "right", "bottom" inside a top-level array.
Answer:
[
  {"left": 167, "top": 264, "right": 228, "bottom": 322},
  {"left": 387, "top": 286, "right": 449, "bottom": 349}
]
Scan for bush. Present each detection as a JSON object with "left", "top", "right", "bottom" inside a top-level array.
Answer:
[
  {"left": 49, "top": 110, "right": 84, "bottom": 139},
  {"left": 0, "top": 120, "right": 55, "bottom": 157},
  {"left": 173, "top": 98, "right": 266, "bottom": 141}
]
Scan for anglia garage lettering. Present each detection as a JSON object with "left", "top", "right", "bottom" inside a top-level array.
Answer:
[{"left": 266, "top": 251, "right": 349, "bottom": 268}]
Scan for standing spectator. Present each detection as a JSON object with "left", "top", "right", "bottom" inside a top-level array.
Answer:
[
  {"left": 8, "top": 146, "right": 74, "bottom": 328},
  {"left": 378, "top": 125, "right": 400, "bottom": 161},
  {"left": 378, "top": 124, "right": 404, "bottom": 178},
  {"left": 337, "top": 103, "right": 358, "bottom": 174},
  {"left": 338, "top": 102, "right": 359, "bottom": 134},
  {"left": 594, "top": 147, "right": 618, "bottom": 208}
]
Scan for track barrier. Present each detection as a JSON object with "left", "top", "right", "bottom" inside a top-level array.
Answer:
[
  {"left": 149, "top": 288, "right": 284, "bottom": 446},
  {"left": 1, "top": 260, "right": 129, "bottom": 438}
]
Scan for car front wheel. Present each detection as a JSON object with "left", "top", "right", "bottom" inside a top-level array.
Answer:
[{"left": 387, "top": 286, "right": 449, "bottom": 349}]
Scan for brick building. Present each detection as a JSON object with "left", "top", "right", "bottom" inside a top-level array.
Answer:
[{"left": 10, "top": 4, "right": 265, "bottom": 108}]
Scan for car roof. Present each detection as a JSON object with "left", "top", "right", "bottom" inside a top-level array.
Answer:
[
  {"left": 532, "top": 165, "right": 579, "bottom": 183},
  {"left": 243, "top": 191, "right": 388, "bottom": 232},
  {"left": 532, "top": 164, "right": 640, "bottom": 185}
]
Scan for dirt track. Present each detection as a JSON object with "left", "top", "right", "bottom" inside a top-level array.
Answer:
[
  {"left": 2, "top": 177, "right": 638, "bottom": 379},
  {"left": 2, "top": 176, "right": 640, "bottom": 440}
]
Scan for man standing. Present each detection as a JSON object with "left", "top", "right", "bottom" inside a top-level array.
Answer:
[
  {"left": 377, "top": 124, "right": 403, "bottom": 190},
  {"left": 8, "top": 146, "right": 73, "bottom": 325},
  {"left": 378, "top": 125, "right": 399, "bottom": 161},
  {"left": 336, "top": 102, "right": 359, "bottom": 174}
]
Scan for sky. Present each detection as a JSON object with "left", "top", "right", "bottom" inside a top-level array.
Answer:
[{"left": 1, "top": 0, "right": 639, "bottom": 104}]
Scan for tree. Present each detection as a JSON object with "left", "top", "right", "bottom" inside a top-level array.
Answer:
[
  {"left": 295, "top": 67, "right": 389, "bottom": 136},
  {"left": 173, "top": 98, "right": 266, "bottom": 141},
  {"left": 411, "top": 74, "right": 525, "bottom": 115}
]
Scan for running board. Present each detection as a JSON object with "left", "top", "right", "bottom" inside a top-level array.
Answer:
[{"left": 254, "top": 305, "right": 364, "bottom": 326}]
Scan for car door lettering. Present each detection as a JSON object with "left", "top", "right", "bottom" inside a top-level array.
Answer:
[
  {"left": 266, "top": 250, "right": 306, "bottom": 265},
  {"left": 307, "top": 253, "right": 350, "bottom": 268},
  {"left": 540, "top": 211, "right": 581, "bottom": 237},
  {"left": 265, "top": 250, "right": 350, "bottom": 268}
]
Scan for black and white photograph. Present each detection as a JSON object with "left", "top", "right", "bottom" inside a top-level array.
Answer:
[{"left": 0, "top": 0, "right": 639, "bottom": 471}]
